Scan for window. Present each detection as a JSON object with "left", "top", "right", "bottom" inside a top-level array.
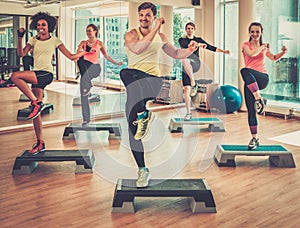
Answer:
[
  {"left": 220, "top": 0, "right": 300, "bottom": 104},
  {"left": 221, "top": 1, "right": 238, "bottom": 86},
  {"left": 103, "top": 16, "right": 127, "bottom": 81},
  {"left": 173, "top": 8, "right": 195, "bottom": 78},
  {"left": 74, "top": 8, "right": 127, "bottom": 82},
  {"left": 255, "top": 0, "right": 300, "bottom": 102}
]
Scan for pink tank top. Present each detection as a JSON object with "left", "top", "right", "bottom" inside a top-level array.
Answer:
[
  {"left": 84, "top": 40, "right": 100, "bottom": 64},
  {"left": 242, "top": 41, "right": 267, "bottom": 74}
]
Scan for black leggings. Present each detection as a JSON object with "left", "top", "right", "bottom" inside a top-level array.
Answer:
[
  {"left": 120, "top": 68, "right": 163, "bottom": 167},
  {"left": 240, "top": 68, "right": 269, "bottom": 134},
  {"left": 77, "top": 58, "right": 101, "bottom": 122}
]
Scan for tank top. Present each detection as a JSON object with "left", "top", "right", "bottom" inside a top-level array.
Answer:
[
  {"left": 126, "top": 28, "right": 164, "bottom": 76},
  {"left": 84, "top": 40, "right": 100, "bottom": 64},
  {"left": 242, "top": 41, "right": 267, "bottom": 74}
]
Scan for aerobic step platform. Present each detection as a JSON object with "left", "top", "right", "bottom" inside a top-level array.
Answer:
[
  {"left": 19, "top": 93, "right": 30, "bottom": 102},
  {"left": 168, "top": 117, "right": 225, "bottom": 133},
  {"left": 112, "top": 179, "right": 216, "bottom": 213},
  {"left": 72, "top": 94, "right": 101, "bottom": 106},
  {"left": 17, "top": 103, "right": 54, "bottom": 120},
  {"left": 12, "top": 149, "right": 95, "bottom": 174},
  {"left": 63, "top": 123, "right": 122, "bottom": 140},
  {"left": 214, "top": 145, "right": 296, "bottom": 168}
]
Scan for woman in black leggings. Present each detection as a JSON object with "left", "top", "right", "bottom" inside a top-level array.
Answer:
[
  {"left": 241, "top": 22, "right": 287, "bottom": 149},
  {"left": 76, "top": 24, "right": 122, "bottom": 126}
]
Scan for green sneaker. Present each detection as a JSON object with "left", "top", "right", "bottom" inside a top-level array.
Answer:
[
  {"left": 136, "top": 168, "right": 151, "bottom": 188},
  {"left": 133, "top": 111, "right": 154, "bottom": 140}
]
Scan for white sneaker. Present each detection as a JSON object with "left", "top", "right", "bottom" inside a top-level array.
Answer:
[
  {"left": 190, "top": 83, "right": 198, "bottom": 97},
  {"left": 184, "top": 113, "right": 192, "bottom": 121},
  {"left": 136, "top": 168, "right": 151, "bottom": 188},
  {"left": 248, "top": 138, "right": 260, "bottom": 150},
  {"left": 255, "top": 98, "right": 266, "bottom": 115}
]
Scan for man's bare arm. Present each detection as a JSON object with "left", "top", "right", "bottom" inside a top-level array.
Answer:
[
  {"left": 161, "top": 33, "right": 198, "bottom": 59},
  {"left": 125, "top": 17, "right": 165, "bottom": 55}
]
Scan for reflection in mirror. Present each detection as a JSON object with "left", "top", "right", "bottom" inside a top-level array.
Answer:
[
  {"left": 0, "top": 1, "right": 126, "bottom": 131},
  {"left": 62, "top": 2, "right": 126, "bottom": 127}
]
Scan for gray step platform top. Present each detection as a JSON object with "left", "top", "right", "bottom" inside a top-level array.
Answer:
[
  {"left": 12, "top": 149, "right": 95, "bottom": 174},
  {"left": 66, "top": 123, "right": 121, "bottom": 131},
  {"left": 116, "top": 179, "right": 209, "bottom": 194},
  {"left": 112, "top": 179, "right": 216, "bottom": 213},
  {"left": 16, "top": 149, "right": 92, "bottom": 161}
]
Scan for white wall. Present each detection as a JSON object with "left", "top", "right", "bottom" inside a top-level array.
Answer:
[
  {"left": 202, "top": 0, "right": 216, "bottom": 80},
  {"left": 58, "top": 6, "right": 74, "bottom": 80},
  {"left": 0, "top": 2, "right": 59, "bottom": 16}
]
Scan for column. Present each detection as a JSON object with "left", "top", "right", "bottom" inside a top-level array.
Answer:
[
  {"left": 202, "top": 0, "right": 215, "bottom": 78},
  {"left": 159, "top": 5, "right": 174, "bottom": 76},
  {"left": 128, "top": 2, "right": 139, "bottom": 30},
  {"left": 238, "top": 0, "right": 255, "bottom": 110}
]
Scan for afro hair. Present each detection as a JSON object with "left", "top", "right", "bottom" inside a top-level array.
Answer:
[{"left": 29, "top": 12, "right": 57, "bottom": 33}]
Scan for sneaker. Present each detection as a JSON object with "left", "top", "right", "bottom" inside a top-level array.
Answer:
[
  {"left": 133, "top": 111, "right": 154, "bottom": 140},
  {"left": 255, "top": 98, "right": 266, "bottom": 115},
  {"left": 184, "top": 113, "right": 192, "bottom": 121},
  {"left": 28, "top": 140, "right": 45, "bottom": 155},
  {"left": 136, "top": 168, "right": 151, "bottom": 188},
  {"left": 27, "top": 100, "right": 44, "bottom": 120},
  {"left": 190, "top": 83, "right": 198, "bottom": 97},
  {"left": 82, "top": 87, "right": 92, "bottom": 96},
  {"left": 248, "top": 138, "right": 260, "bottom": 150},
  {"left": 82, "top": 121, "right": 90, "bottom": 127},
  {"left": 75, "top": 72, "right": 81, "bottom": 80}
]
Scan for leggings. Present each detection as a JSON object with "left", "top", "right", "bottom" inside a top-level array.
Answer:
[
  {"left": 77, "top": 58, "right": 101, "bottom": 122},
  {"left": 240, "top": 68, "right": 269, "bottom": 134},
  {"left": 120, "top": 68, "right": 163, "bottom": 167}
]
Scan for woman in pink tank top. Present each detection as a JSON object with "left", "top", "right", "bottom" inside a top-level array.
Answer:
[
  {"left": 240, "top": 22, "right": 287, "bottom": 150},
  {"left": 76, "top": 24, "right": 122, "bottom": 126}
]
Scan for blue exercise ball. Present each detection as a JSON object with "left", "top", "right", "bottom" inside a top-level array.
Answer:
[{"left": 211, "top": 85, "right": 242, "bottom": 113}]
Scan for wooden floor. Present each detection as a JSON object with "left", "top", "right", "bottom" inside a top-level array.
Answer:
[{"left": 0, "top": 85, "right": 300, "bottom": 227}]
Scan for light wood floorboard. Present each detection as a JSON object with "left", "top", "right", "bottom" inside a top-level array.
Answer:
[{"left": 0, "top": 86, "right": 300, "bottom": 228}]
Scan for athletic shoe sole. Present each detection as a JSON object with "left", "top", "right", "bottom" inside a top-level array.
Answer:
[
  {"left": 28, "top": 148, "right": 45, "bottom": 155},
  {"left": 136, "top": 174, "right": 151, "bottom": 188}
]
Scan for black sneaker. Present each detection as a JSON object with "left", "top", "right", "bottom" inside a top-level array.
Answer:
[
  {"left": 82, "top": 121, "right": 90, "bottom": 127},
  {"left": 248, "top": 138, "right": 260, "bottom": 150},
  {"left": 27, "top": 100, "right": 44, "bottom": 120},
  {"left": 255, "top": 98, "right": 266, "bottom": 115}
]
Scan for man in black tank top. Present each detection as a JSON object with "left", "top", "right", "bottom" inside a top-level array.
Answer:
[{"left": 179, "top": 22, "right": 230, "bottom": 120}]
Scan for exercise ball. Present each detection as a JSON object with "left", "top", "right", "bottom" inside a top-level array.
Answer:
[{"left": 211, "top": 85, "right": 242, "bottom": 113}]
